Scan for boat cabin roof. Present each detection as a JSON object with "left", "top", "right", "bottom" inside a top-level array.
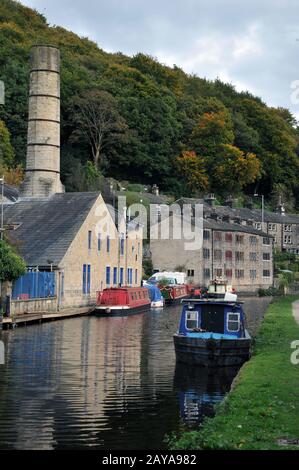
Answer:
[
  {"left": 181, "top": 298, "right": 244, "bottom": 305},
  {"left": 178, "top": 299, "right": 246, "bottom": 338}
]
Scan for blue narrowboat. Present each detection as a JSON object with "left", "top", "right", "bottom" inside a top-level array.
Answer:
[
  {"left": 174, "top": 297, "right": 251, "bottom": 367},
  {"left": 144, "top": 284, "right": 165, "bottom": 308}
]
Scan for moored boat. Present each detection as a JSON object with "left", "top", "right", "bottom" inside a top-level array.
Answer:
[
  {"left": 173, "top": 297, "right": 251, "bottom": 367},
  {"left": 95, "top": 287, "right": 151, "bottom": 316},
  {"left": 206, "top": 279, "right": 236, "bottom": 299},
  {"left": 159, "top": 282, "right": 189, "bottom": 304}
]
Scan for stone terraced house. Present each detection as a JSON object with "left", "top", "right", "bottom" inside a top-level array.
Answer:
[
  {"left": 150, "top": 213, "right": 273, "bottom": 293},
  {"left": 175, "top": 196, "right": 299, "bottom": 255}
]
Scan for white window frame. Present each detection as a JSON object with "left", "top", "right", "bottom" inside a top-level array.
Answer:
[
  {"left": 284, "top": 224, "right": 292, "bottom": 232},
  {"left": 268, "top": 223, "right": 277, "bottom": 231},
  {"left": 185, "top": 311, "right": 199, "bottom": 330},
  {"left": 263, "top": 269, "right": 271, "bottom": 278},
  {"left": 227, "top": 312, "right": 240, "bottom": 332},
  {"left": 283, "top": 235, "right": 292, "bottom": 244}
]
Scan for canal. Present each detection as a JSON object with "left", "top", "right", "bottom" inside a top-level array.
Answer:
[{"left": 0, "top": 297, "right": 271, "bottom": 450}]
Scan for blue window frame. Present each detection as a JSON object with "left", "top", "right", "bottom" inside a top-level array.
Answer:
[
  {"left": 127, "top": 268, "right": 133, "bottom": 285},
  {"left": 60, "top": 272, "right": 64, "bottom": 298},
  {"left": 88, "top": 231, "right": 92, "bottom": 250},
  {"left": 97, "top": 233, "right": 101, "bottom": 251},
  {"left": 120, "top": 233, "right": 125, "bottom": 255},
  {"left": 83, "top": 264, "right": 91, "bottom": 294},
  {"left": 120, "top": 267, "right": 124, "bottom": 286},
  {"left": 113, "top": 267, "right": 118, "bottom": 285},
  {"left": 107, "top": 236, "right": 110, "bottom": 252},
  {"left": 83, "top": 264, "right": 87, "bottom": 294},
  {"left": 106, "top": 266, "right": 111, "bottom": 285},
  {"left": 87, "top": 265, "right": 91, "bottom": 294}
]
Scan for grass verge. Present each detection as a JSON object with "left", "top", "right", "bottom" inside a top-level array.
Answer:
[{"left": 169, "top": 296, "right": 299, "bottom": 450}]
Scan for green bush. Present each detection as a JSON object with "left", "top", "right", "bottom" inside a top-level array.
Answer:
[{"left": 258, "top": 286, "right": 281, "bottom": 297}]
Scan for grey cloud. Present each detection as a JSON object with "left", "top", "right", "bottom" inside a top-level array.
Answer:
[{"left": 20, "top": 0, "right": 299, "bottom": 118}]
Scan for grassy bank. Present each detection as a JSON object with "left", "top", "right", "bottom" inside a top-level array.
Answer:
[{"left": 170, "top": 296, "right": 299, "bottom": 450}]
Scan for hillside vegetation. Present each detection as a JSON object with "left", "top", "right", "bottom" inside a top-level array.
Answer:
[{"left": 1, "top": 0, "right": 299, "bottom": 206}]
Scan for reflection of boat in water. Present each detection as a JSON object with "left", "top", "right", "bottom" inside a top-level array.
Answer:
[
  {"left": 174, "top": 296, "right": 251, "bottom": 367},
  {"left": 174, "top": 363, "right": 240, "bottom": 426}
]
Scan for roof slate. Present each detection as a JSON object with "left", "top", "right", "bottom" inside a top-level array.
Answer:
[
  {"left": 175, "top": 197, "right": 299, "bottom": 224},
  {"left": 3, "top": 192, "right": 100, "bottom": 266}
]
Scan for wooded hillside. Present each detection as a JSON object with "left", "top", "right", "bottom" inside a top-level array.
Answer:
[{"left": 1, "top": 0, "right": 299, "bottom": 207}]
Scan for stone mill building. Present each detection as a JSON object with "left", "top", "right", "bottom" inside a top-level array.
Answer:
[{"left": 2, "top": 45, "right": 143, "bottom": 316}]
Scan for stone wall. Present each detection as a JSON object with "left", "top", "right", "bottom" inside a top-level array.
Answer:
[{"left": 11, "top": 297, "right": 58, "bottom": 315}]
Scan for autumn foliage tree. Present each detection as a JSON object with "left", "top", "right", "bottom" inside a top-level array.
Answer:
[
  {"left": 175, "top": 151, "right": 209, "bottom": 194},
  {"left": 213, "top": 144, "right": 261, "bottom": 195},
  {"left": 0, "top": 119, "right": 24, "bottom": 187},
  {"left": 191, "top": 109, "right": 234, "bottom": 157},
  {"left": 0, "top": 120, "right": 14, "bottom": 167}
]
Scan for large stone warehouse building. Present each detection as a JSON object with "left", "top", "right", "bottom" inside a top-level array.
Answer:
[{"left": 2, "top": 45, "right": 142, "bottom": 315}]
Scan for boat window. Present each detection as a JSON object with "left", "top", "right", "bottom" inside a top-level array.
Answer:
[
  {"left": 185, "top": 311, "right": 198, "bottom": 330},
  {"left": 227, "top": 312, "right": 240, "bottom": 332}
]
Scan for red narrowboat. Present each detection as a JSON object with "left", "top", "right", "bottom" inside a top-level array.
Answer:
[
  {"left": 159, "top": 284, "right": 189, "bottom": 304},
  {"left": 95, "top": 287, "right": 151, "bottom": 316}
]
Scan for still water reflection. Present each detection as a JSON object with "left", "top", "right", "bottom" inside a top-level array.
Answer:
[{"left": 0, "top": 297, "right": 271, "bottom": 450}]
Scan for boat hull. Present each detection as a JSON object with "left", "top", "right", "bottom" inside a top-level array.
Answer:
[
  {"left": 173, "top": 332, "right": 251, "bottom": 367},
  {"left": 94, "top": 303, "right": 150, "bottom": 317},
  {"left": 164, "top": 296, "right": 188, "bottom": 305}
]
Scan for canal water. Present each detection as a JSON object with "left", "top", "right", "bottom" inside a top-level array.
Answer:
[{"left": 0, "top": 297, "right": 271, "bottom": 450}]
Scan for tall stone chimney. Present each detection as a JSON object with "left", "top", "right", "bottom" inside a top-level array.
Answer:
[{"left": 20, "top": 45, "right": 64, "bottom": 198}]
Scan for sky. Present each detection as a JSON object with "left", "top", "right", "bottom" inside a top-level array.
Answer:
[{"left": 20, "top": 0, "right": 299, "bottom": 120}]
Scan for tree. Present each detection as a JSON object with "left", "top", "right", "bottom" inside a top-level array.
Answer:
[
  {"left": 278, "top": 271, "right": 295, "bottom": 296},
  {"left": 71, "top": 90, "right": 128, "bottom": 169},
  {"left": 0, "top": 120, "right": 15, "bottom": 167},
  {"left": 212, "top": 144, "right": 261, "bottom": 195},
  {"left": 191, "top": 109, "right": 234, "bottom": 157},
  {"left": 0, "top": 239, "right": 26, "bottom": 310},
  {"left": 175, "top": 151, "right": 209, "bottom": 194},
  {"left": 0, "top": 239, "right": 26, "bottom": 283},
  {"left": 0, "top": 163, "right": 24, "bottom": 187}
]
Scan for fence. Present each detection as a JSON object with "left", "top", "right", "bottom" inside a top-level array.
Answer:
[{"left": 12, "top": 271, "right": 56, "bottom": 300}]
